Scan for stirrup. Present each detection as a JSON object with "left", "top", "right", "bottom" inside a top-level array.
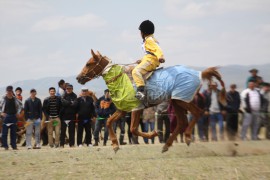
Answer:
[{"left": 135, "top": 91, "right": 145, "bottom": 101}]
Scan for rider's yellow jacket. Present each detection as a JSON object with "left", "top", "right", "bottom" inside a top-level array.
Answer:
[
  {"left": 142, "top": 35, "right": 163, "bottom": 67},
  {"left": 132, "top": 35, "right": 164, "bottom": 87}
]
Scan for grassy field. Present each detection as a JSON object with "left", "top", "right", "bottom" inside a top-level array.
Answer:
[{"left": 1, "top": 140, "right": 270, "bottom": 180}]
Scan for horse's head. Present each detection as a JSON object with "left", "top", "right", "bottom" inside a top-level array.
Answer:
[{"left": 77, "top": 49, "right": 110, "bottom": 85}]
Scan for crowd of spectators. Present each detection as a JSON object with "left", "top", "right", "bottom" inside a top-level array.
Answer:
[{"left": 0, "top": 68, "right": 269, "bottom": 150}]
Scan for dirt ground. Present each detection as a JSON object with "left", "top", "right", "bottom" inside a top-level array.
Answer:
[{"left": 1, "top": 140, "right": 270, "bottom": 180}]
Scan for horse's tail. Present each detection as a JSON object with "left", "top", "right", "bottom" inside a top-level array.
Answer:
[{"left": 201, "top": 67, "right": 226, "bottom": 106}]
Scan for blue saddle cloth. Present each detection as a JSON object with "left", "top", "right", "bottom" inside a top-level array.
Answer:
[{"left": 145, "top": 65, "right": 201, "bottom": 105}]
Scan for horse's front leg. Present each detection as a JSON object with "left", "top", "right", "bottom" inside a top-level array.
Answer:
[
  {"left": 162, "top": 100, "right": 187, "bottom": 153},
  {"left": 130, "top": 109, "right": 158, "bottom": 139},
  {"left": 106, "top": 110, "right": 126, "bottom": 152},
  {"left": 174, "top": 101, "right": 203, "bottom": 146},
  {"left": 184, "top": 104, "right": 203, "bottom": 146}
]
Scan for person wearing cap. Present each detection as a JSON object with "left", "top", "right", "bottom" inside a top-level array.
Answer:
[
  {"left": 93, "top": 89, "right": 117, "bottom": 146},
  {"left": 132, "top": 20, "right": 165, "bottom": 100},
  {"left": 246, "top": 68, "right": 263, "bottom": 88},
  {"left": 0, "top": 86, "right": 22, "bottom": 150},
  {"left": 240, "top": 80, "right": 263, "bottom": 140},
  {"left": 42, "top": 87, "right": 62, "bottom": 148},
  {"left": 76, "top": 87, "right": 96, "bottom": 147},
  {"left": 225, "top": 84, "right": 241, "bottom": 141},
  {"left": 24, "top": 89, "right": 42, "bottom": 149},
  {"left": 205, "top": 81, "right": 226, "bottom": 141},
  {"left": 60, "top": 84, "right": 77, "bottom": 148}
]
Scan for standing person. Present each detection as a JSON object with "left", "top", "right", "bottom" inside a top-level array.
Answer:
[
  {"left": 142, "top": 106, "right": 156, "bottom": 144},
  {"left": 241, "top": 80, "right": 263, "bottom": 140},
  {"left": 201, "top": 86, "right": 212, "bottom": 141},
  {"left": 0, "top": 86, "right": 22, "bottom": 150},
  {"left": 132, "top": 20, "right": 165, "bottom": 100},
  {"left": 24, "top": 89, "right": 42, "bottom": 149},
  {"left": 192, "top": 90, "right": 206, "bottom": 141},
  {"left": 15, "top": 87, "right": 23, "bottom": 102},
  {"left": 226, "top": 84, "right": 241, "bottom": 141},
  {"left": 56, "top": 79, "right": 66, "bottom": 97},
  {"left": 125, "top": 112, "right": 134, "bottom": 144},
  {"left": 14, "top": 87, "right": 24, "bottom": 144},
  {"left": 260, "top": 82, "right": 270, "bottom": 139},
  {"left": 77, "top": 87, "right": 96, "bottom": 147},
  {"left": 113, "top": 117, "right": 127, "bottom": 146},
  {"left": 246, "top": 68, "right": 263, "bottom": 88},
  {"left": 60, "top": 84, "right": 77, "bottom": 148},
  {"left": 43, "top": 87, "right": 62, "bottom": 148},
  {"left": 94, "top": 89, "right": 116, "bottom": 146},
  {"left": 205, "top": 81, "right": 226, "bottom": 141},
  {"left": 156, "top": 101, "right": 170, "bottom": 144}
]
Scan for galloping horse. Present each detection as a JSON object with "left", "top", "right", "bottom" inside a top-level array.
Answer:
[{"left": 77, "top": 50, "right": 226, "bottom": 153}]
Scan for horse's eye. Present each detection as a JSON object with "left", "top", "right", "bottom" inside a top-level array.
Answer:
[{"left": 86, "top": 62, "right": 90, "bottom": 67}]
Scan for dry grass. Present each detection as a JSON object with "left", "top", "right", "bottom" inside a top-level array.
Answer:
[{"left": 1, "top": 140, "right": 270, "bottom": 180}]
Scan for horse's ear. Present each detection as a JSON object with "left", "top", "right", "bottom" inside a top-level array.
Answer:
[
  {"left": 97, "top": 51, "right": 101, "bottom": 56},
  {"left": 91, "top": 49, "right": 98, "bottom": 61}
]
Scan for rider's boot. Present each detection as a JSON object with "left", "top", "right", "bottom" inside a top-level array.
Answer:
[{"left": 135, "top": 86, "right": 145, "bottom": 100}]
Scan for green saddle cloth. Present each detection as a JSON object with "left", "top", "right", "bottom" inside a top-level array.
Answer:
[{"left": 103, "top": 65, "right": 140, "bottom": 112}]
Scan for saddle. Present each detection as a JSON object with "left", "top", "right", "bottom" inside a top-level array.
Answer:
[
  {"left": 124, "top": 65, "right": 163, "bottom": 83},
  {"left": 124, "top": 65, "right": 164, "bottom": 107}
]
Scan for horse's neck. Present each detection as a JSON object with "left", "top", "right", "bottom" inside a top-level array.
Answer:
[{"left": 101, "top": 62, "right": 116, "bottom": 76}]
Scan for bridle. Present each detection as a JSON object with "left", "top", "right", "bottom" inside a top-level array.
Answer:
[{"left": 81, "top": 55, "right": 108, "bottom": 80}]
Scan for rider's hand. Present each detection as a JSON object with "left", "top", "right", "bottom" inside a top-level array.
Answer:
[
  {"left": 159, "top": 58, "right": 165, "bottom": 63},
  {"left": 136, "top": 60, "right": 142, "bottom": 64}
]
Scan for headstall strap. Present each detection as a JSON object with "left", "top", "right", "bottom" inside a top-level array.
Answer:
[{"left": 86, "top": 56, "right": 107, "bottom": 80}]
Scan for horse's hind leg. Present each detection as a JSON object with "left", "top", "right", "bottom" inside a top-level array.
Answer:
[
  {"left": 174, "top": 100, "right": 203, "bottom": 146},
  {"left": 130, "top": 109, "right": 158, "bottom": 139},
  {"left": 162, "top": 100, "right": 187, "bottom": 153},
  {"left": 106, "top": 110, "right": 126, "bottom": 152}
]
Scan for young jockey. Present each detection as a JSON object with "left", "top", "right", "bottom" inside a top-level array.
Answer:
[{"left": 132, "top": 20, "right": 165, "bottom": 100}]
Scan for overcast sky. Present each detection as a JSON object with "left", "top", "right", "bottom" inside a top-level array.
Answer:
[{"left": 1, "top": 0, "right": 270, "bottom": 86}]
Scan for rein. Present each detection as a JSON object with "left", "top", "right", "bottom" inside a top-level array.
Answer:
[
  {"left": 81, "top": 56, "right": 137, "bottom": 83},
  {"left": 117, "top": 62, "right": 137, "bottom": 66}
]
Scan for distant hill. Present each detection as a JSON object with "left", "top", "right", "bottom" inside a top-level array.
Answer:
[
  {"left": 1, "top": 64, "right": 269, "bottom": 100},
  {"left": 0, "top": 76, "right": 107, "bottom": 100}
]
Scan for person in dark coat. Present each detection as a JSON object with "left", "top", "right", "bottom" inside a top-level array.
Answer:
[
  {"left": 76, "top": 87, "right": 96, "bottom": 147},
  {"left": 60, "top": 84, "right": 77, "bottom": 148},
  {"left": 226, "top": 84, "right": 241, "bottom": 140}
]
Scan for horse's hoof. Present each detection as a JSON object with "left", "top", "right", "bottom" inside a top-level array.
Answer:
[
  {"left": 185, "top": 139, "right": 191, "bottom": 146},
  {"left": 162, "top": 145, "right": 168, "bottom": 153},
  {"left": 113, "top": 146, "right": 120, "bottom": 153}
]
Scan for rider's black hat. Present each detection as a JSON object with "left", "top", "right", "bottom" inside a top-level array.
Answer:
[{"left": 139, "top": 20, "right": 155, "bottom": 35}]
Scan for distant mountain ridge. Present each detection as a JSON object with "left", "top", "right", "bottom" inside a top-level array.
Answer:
[
  {"left": 1, "top": 64, "right": 269, "bottom": 100},
  {"left": 0, "top": 76, "right": 107, "bottom": 100}
]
